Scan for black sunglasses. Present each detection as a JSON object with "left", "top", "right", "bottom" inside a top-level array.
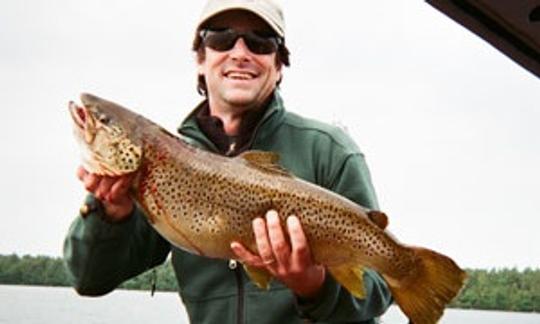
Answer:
[{"left": 199, "top": 28, "right": 282, "bottom": 55}]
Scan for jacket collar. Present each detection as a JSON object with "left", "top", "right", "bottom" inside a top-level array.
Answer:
[{"left": 178, "top": 91, "right": 286, "bottom": 152}]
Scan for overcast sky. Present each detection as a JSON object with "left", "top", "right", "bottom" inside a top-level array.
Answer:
[{"left": 0, "top": 1, "right": 538, "bottom": 270}]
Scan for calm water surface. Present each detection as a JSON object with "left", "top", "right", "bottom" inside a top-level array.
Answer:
[{"left": 1, "top": 285, "right": 538, "bottom": 324}]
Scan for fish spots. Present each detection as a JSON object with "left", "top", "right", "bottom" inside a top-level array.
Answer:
[
  {"left": 135, "top": 135, "right": 413, "bottom": 277},
  {"left": 189, "top": 210, "right": 205, "bottom": 234},
  {"left": 297, "top": 200, "right": 360, "bottom": 245},
  {"left": 114, "top": 139, "right": 142, "bottom": 172},
  {"left": 141, "top": 158, "right": 246, "bottom": 241}
]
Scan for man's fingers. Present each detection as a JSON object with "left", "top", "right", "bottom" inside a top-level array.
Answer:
[
  {"left": 82, "top": 172, "right": 101, "bottom": 193},
  {"left": 266, "top": 210, "right": 290, "bottom": 266},
  {"left": 94, "top": 176, "right": 116, "bottom": 200},
  {"left": 253, "top": 217, "right": 276, "bottom": 266},
  {"left": 287, "top": 215, "right": 311, "bottom": 267},
  {"left": 230, "top": 242, "right": 263, "bottom": 267},
  {"left": 108, "top": 174, "right": 135, "bottom": 202},
  {"left": 76, "top": 166, "right": 88, "bottom": 181},
  {"left": 78, "top": 166, "right": 106, "bottom": 198}
]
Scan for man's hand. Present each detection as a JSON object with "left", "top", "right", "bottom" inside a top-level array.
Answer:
[
  {"left": 231, "top": 210, "right": 326, "bottom": 299},
  {"left": 77, "top": 166, "right": 135, "bottom": 221}
]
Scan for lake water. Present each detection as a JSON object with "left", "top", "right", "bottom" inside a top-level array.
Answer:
[{"left": 1, "top": 285, "right": 539, "bottom": 323}]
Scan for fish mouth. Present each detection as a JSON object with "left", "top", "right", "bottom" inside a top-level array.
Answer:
[
  {"left": 69, "top": 101, "right": 86, "bottom": 130},
  {"left": 69, "top": 100, "right": 96, "bottom": 143}
]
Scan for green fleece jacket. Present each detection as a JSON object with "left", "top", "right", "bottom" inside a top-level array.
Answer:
[{"left": 64, "top": 92, "right": 393, "bottom": 323}]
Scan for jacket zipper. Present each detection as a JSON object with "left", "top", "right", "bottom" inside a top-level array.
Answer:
[{"left": 229, "top": 259, "right": 244, "bottom": 324}]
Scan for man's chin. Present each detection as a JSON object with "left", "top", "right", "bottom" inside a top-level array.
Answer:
[{"left": 224, "top": 93, "right": 258, "bottom": 107}]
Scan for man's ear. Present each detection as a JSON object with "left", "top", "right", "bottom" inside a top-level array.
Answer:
[{"left": 275, "top": 64, "right": 283, "bottom": 85}]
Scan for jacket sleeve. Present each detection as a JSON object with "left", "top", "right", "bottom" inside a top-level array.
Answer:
[
  {"left": 296, "top": 153, "right": 393, "bottom": 322},
  {"left": 63, "top": 194, "right": 171, "bottom": 296}
]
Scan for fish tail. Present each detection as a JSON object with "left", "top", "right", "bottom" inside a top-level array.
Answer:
[{"left": 383, "top": 247, "right": 466, "bottom": 324}]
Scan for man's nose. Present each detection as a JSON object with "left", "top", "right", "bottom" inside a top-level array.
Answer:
[{"left": 229, "top": 38, "right": 252, "bottom": 59}]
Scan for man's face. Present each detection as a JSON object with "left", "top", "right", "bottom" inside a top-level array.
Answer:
[{"left": 197, "top": 11, "right": 282, "bottom": 112}]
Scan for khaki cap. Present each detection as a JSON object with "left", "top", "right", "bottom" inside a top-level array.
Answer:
[{"left": 196, "top": 0, "right": 285, "bottom": 37}]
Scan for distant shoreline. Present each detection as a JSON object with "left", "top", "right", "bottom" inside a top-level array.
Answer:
[{"left": 1, "top": 254, "right": 539, "bottom": 313}]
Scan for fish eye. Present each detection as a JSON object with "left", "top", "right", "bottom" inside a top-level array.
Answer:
[{"left": 98, "top": 114, "right": 110, "bottom": 124}]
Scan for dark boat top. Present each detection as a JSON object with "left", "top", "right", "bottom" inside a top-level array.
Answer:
[{"left": 427, "top": 0, "right": 540, "bottom": 78}]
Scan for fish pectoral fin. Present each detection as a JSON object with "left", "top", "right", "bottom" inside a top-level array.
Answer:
[
  {"left": 328, "top": 265, "right": 366, "bottom": 299},
  {"left": 367, "top": 210, "right": 389, "bottom": 230},
  {"left": 238, "top": 150, "right": 292, "bottom": 177},
  {"left": 243, "top": 264, "right": 273, "bottom": 290}
]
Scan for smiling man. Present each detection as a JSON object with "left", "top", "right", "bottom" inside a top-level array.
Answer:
[
  {"left": 64, "top": 0, "right": 392, "bottom": 323},
  {"left": 196, "top": 11, "right": 282, "bottom": 133}
]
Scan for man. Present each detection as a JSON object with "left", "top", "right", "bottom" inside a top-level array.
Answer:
[{"left": 64, "top": 0, "right": 393, "bottom": 322}]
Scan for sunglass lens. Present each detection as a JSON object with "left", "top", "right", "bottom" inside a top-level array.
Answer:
[
  {"left": 243, "top": 33, "right": 278, "bottom": 54},
  {"left": 202, "top": 29, "right": 279, "bottom": 55},
  {"left": 204, "top": 30, "right": 237, "bottom": 51}
]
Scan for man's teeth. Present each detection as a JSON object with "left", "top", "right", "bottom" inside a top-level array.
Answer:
[{"left": 226, "top": 72, "right": 255, "bottom": 80}]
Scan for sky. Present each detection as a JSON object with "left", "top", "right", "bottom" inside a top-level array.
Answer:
[{"left": 0, "top": 1, "right": 538, "bottom": 271}]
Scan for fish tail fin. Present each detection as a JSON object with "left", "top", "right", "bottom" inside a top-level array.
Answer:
[{"left": 383, "top": 247, "right": 466, "bottom": 324}]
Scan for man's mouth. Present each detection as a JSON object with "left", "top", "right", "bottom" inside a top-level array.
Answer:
[{"left": 224, "top": 71, "right": 258, "bottom": 80}]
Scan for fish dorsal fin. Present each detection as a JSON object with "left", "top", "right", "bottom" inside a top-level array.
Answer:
[
  {"left": 238, "top": 150, "right": 292, "bottom": 177},
  {"left": 328, "top": 265, "right": 366, "bottom": 299},
  {"left": 367, "top": 210, "right": 389, "bottom": 230}
]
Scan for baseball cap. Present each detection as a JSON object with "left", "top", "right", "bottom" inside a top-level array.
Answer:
[{"left": 196, "top": 0, "right": 285, "bottom": 38}]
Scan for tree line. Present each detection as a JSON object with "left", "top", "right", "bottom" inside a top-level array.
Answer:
[{"left": 0, "top": 254, "right": 538, "bottom": 312}]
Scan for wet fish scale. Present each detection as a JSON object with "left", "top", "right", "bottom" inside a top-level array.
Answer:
[
  {"left": 70, "top": 93, "right": 466, "bottom": 324},
  {"left": 141, "top": 133, "right": 406, "bottom": 273},
  {"left": 137, "top": 133, "right": 438, "bottom": 299}
]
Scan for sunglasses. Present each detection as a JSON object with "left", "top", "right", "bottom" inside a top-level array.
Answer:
[{"left": 199, "top": 28, "right": 282, "bottom": 55}]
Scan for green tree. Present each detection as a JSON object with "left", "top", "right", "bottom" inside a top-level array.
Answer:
[{"left": 1, "top": 254, "right": 539, "bottom": 312}]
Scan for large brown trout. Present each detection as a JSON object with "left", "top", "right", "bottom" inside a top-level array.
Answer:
[{"left": 69, "top": 93, "right": 466, "bottom": 324}]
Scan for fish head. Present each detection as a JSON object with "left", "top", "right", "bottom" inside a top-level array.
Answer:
[{"left": 69, "top": 93, "right": 143, "bottom": 176}]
